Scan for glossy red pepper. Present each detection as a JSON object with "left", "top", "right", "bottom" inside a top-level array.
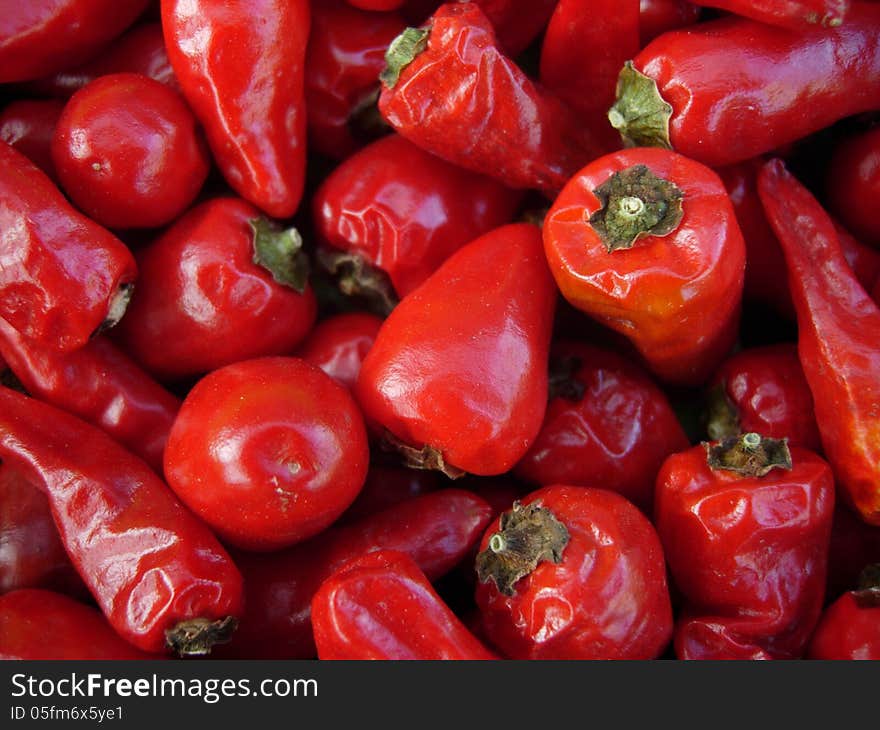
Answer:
[
  {"left": 543, "top": 147, "right": 746, "bottom": 386},
  {"left": 655, "top": 434, "right": 835, "bottom": 659},
  {"left": 689, "top": 0, "right": 850, "bottom": 28},
  {"left": 164, "top": 357, "right": 369, "bottom": 552},
  {"left": 639, "top": 0, "right": 702, "bottom": 45},
  {"left": 312, "top": 550, "right": 498, "bottom": 660},
  {"left": 758, "top": 158, "right": 880, "bottom": 525},
  {"left": 305, "top": 0, "right": 404, "bottom": 160},
  {"left": 514, "top": 341, "right": 689, "bottom": 514},
  {"left": 0, "top": 589, "right": 155, "bottom": 660},
  {"left": 113, "top": 197, "right": 316, "bottom": 382},
  {"left": 0, "top": 386, "right": 244, "bottom": 656},
  {"left": 808, "top": 566, "right": 880, "bottom": 659},
  {"left": 475, "top": 485, "right": 674, "bottom": 659},
  {"left": 51, "top": 72, "right": 210, "bottom": 230},
  {"left": 215, "top": 488, "right": 493, "bottom": 659},
  {"left": 0, "top": 1, "right": 150, "bottom": 82},
  {"left": 0, "top": 141, "right": 137, "bottom": 353},
  {"left": 337, "top": 465, "right": 440, "bottom": 525},
  {"left": 313, "top": 133, "right": 523, "bottom": 304},
  {"left": 608, "top": 4, "right": 880, "bottom": 168},
  {"left": 0, "top": 99, "right": 64, "bottom": 182},
  {"left": 161, "top": 0, "right": 309, "bottom": 218},
  {"left": 826, "top": 125, "right": 880, "bottom": 248},
  {"left": 378, "top": 3, "right": 605, "bottom": 195},
  {"left": 356, "top": 223, "right": 556, "bottom": 477},
  {"left": 297, "top": 312, "right": 383, "bottom": 390},
  {"left": 539, "top": 0, "right": 639, "bottom": 153},
  {"left": 704, "top": 343, "right": 822, "bottom": 452}
]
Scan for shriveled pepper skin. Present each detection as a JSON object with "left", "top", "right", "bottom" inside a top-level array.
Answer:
[
  {"left": 312, "top": 550, "right": 498, "bottom": 660},
  {"left": 356, "top": 223, "right": 556, "bottom": 477},
  {"left": 690, "top": 0, "right": 850, "bottom": 28},
  {"left": 215, "top": 489, "right": 493, "bottom": 659},
  {"left": 758, "top": 159, "right": 880, "bottom": 525},
  {"left": 378, "top": 3, "right": 605, "bottom": 195},
  {"left": 0, "top": 387, "right": 244, "bottom": 655},
  {"left": 0, "top": 589, "right": 155, "bottom": 660},
  {"left": 475, "top": 486, "right": 674, "bottom": 660},
  {"left": 0, "top": 99, "right": 65, "bottom": 182},
  {"left": 0, "top": 318, "right": 180, "bottom": 475},
  {"left": 826, "top": 125, "right": 880, "bottom": 248},
  {"left": 611, "top": 5, "right": 880, "bottom": 168},
  {"left": 297, "top": 312, "right": 383, "bottom": 390},
  {"left": 655, "top": 440, "right": 835, "bottom": 660},
  {"left": 313, "top": 134, "right": 523, "bottom": 298},
  {"left": 0, "top": 142, "right": 137, "bottom": 353},
  {"left": 161, "top": 0, "right": 309, "bottom": 218},
  {"left": 808, "top": 591, "right": 880, "bottom": 660},
  {"left": 543, "top": 147, "right": 745, "bottom": 386}
]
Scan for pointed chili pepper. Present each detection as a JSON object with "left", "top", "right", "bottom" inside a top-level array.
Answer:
[
  {"left": 689, "top": 0, "right": 850, "bottom": 28},
  {"left": 543, "top": 147, "right": 746, "bottom": 386},
  {"left": 355, "top": 222, "right": 556, "bottom": 477},
  {"left": 0, "top": 386, "right": 244, "bottom": 656},
  {"left": 161, "top": 0, "right": 309, "bottom": 218},
  {"left": 0, "top": 141, "right": 137, "bottom": 353},
  {"left": 655, "top": 433, "right": 835, "bottom": 659},
  {"left": 312, "top": 550, "right": 498, "bottom": 660},
  {"left": 608, "top": 4, "right": 880, "bottom": 168},
  {"left": 378, "top": 3, "right": 606, "bottom": 195},
  {"left": 808, "top": 564, "right": 880, "bottom": 660},
  {"left": 757, "top": 158, "right": 880, "bottom": 525}
]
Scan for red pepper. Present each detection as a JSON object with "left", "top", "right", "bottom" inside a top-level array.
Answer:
[
  {"left": 514, "top": 341, "right": 689, "bottom": 515},
  {"left": 757, "top": 158, "right": 880, "bottom": 525},
  {"left": 543, "top": 147, "right": 746, "bottom": 386},
  {"left": 113, "top": 197, "right": 316, "bottom": 382},
  {"left": 0, "top": 1, "right": 150, "bottom": 83},
  {"left": 608, "top": 4, "right": 880, "bottom": 168},
  {"left": 475, "top": 485, "right": 674, "bottom": 659},
  {"left": 305, "top": 0, "right": 404, "bottom": 160},
  {"left": 336, "top": 465, "right": 440, "bottom": 525},
  {"left": 826, "top": 506, "right": 880, "bottom": 602},
  {"left": 51, "top": 72, "right": 210, "bottom": 230},
  {"left": 0, "top": 318, "right": 179, "bottom": 474},
  {"left": 164, "top": 357, "right": 369, "bottom": 552},
  {"left": 655, "top": 434, "right": 834, "bottom": 659},
  {"left": 0, "top": 141, "right": 137, "bottom": 353},
  {"left": 704, "top": 343, "right": 822, "bottom": 452},
  {"left": 639, "top": 0, "right": 702, "bottom": 45},
  {"left": 689, "top": 0, "right": 850, "bottom": 28},
  {"left": 0, "top": 386, "right": 244, "bottom": 656},
  {"left": 539, "top": 0, "right": 639, "bottom": 152},
  {"left": 0, "top": 99, "right": 65, "bottom": 182},
  {"left": 0, "top": 589, "right": 156, "bottom": 660},
  {"left": 297, "top": 312, "right": 384, "bottom": 391},
  {"left": 215, "top": 488, "right": 493, "bottom": 659},
  {"left": 825, "top": 125, "right": 880, "bottom": 248},
  {"left": 378, "top": 3, "right": 605, "bottom": 195},
  {"left": 355, "top": 223, "right": 556, "bottom": 477},
  {"left": 467, "top": 0, "right": 559, "bottom": 57},
  {"left": 312, "top": 550, "right": 498, "bottom": 660},
  {"left": 347, "top": 0, "right": 405, "bottom": 10},
  {"left": 161, "top": 0, "right": 309, "bottom": 218},
  {"left": 808, "top": 565, "right": 880, "bottom": 660},
  {"left": 313, "top": 133, "right": 523, "bottom": 305}
]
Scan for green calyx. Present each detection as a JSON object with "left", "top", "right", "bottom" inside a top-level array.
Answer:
[
  {"left": 380, "top": 26, "right": 431, "bottom": 89},
  {"left": 607, "top": 61, "right": 673, "bottom": 150},
  {"left": 705, "top": 433, "right": 793, "bottom": 477},
  {"left": 250, "top": 218, "right": 309, "bottom": 294}
]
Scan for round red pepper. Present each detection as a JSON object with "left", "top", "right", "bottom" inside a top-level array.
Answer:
[
  {"left": 164, "top": 357, "right": 370, "bottom": 552},
  {"left": 475, "top": 485, "right": 674, "bottom": 659},
  {"left": 825, "top": 125, "right": 880, "bottom": 249},
  {"left": 0, "top": 99, "right": 65, "bottom": 183},
  {"left": 52, "top": 72, "right": 210, "bottom": 230},
  {"left": 808, "top": 566, "right": 880, "bottom": 660},
  {"left": 543, "top": 147, "right": 746, "bottom": 386},
  {"left": 296, "top": 312, "right": 384, "bottom": 391}
]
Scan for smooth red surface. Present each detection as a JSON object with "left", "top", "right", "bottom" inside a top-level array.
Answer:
[
  {"left": 314, "top": 134, "right": 523, "bottom": 297},
  {"left": 297, "top": 312, "right": 383, "bottom": 390},
  {"left": 826, "top": 126, "right": 880, "bottom": 248},
  {"left": 639, "top": 0, "right": 702, "bottom": 45},
  {"left": 164, "top": 357, "right": 369, "bottom": 551},
  {"left": 543, "top": 147, "right": 745, "bottom": 386},
  {"left": 162, "top": 0, "right": 309, "bottom": 218},
  {"left": 52, "top": 72, "right": 209, "bottom": 229},
  {"left": 113, "top": 197, "right": 317, "bottom": 381},
  {"left": 0, "top": 99, "right": 64, "bottom": 182},
  {"left": 758, "top": 159, "right": 880, "bottom": 525},
  {"left": 216, "top": 489, "right": 493, "bottom": 659},
  {"left": 476, "top": 485, "right": 674, "bottom": 660},
  {"left": 312, "top": 550, "right": 498, "bottom": 660},
  {"left": 808, "top": 592, "right": 880, "bottom": 659},
  {"left": 655, "top": 443, "right": 834, "bottom": 659},
  {"left": 0, "top": 141, "right": 137, "bottom": 352},
  {"left": 356, "top": 223, "right": 556, "bottom": 476},
  {"left": 689, "top": 0, "right": 850, "bottom": 28},
  {"left": 0, "top": 387, "right": 243, "bottom": 654},
  {"left": 514, "top": 342, "right": 689, "bottom": 514}
]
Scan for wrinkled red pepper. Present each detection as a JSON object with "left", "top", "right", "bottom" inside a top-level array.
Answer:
[
  {"left": 0, "top": 386, "right": 244, "bottom": 656},
  {"left": 0, "top": 141, "right": 137, "bottom": 352},
  {"left": 689, "top": 0, "right": 850, "bottom": 28},
  {"left": 758, "top": 158, "right": 880, "bottom": 525}
]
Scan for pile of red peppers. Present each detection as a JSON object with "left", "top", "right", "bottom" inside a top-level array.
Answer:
[{"left": 1, "top": 0, "right": 880, "bottom": 662}]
